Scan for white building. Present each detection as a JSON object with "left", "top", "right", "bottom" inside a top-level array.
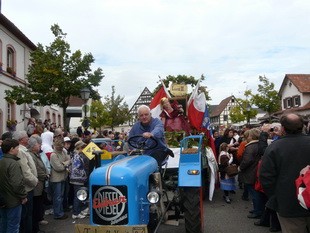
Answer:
[
  {"left": 0, "top": 13, "right": 63, "bottom": 135},
  {"left": 275, "top": 74, "right": 310, "bottom": 117}
]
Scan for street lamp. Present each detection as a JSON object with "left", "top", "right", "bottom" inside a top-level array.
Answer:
[
  {"left": 246, "top": 103, "right": 251, "bottom": 125},
  {"left": 80, "top": 87, "right": 90, "bottom": 128}
]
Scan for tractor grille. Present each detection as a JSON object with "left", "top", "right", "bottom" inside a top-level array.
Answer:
[{"left": 92, "top": 185, "right": 128, "bottom": 225}]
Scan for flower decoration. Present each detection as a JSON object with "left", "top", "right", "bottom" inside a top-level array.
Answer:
[
  {"left": 6, "top": 66, "right": 15, "bottom": 74},
  {"left": 7, "top": 120, "right": 17, "bottom": 131},
  {"left": 0, "top": 62, "right": 3, "bottom": 67}
]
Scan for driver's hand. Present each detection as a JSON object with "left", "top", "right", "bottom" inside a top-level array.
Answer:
[
  {"left": 128, "top": 150, "right": 136, "bottom": 155},
  {"left": 142, "top": 132, "right": 153, "bottom": 138}
]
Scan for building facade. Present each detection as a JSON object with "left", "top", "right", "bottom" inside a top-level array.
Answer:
[
  {"left": 210, "top": 96, "right": 238, "bottom": 129},
  {"left": 275, "top": 74, "right": 310, "bottom": 118},
  {"left": 0, "top": 13, "right": 63, "bottom": 135}
]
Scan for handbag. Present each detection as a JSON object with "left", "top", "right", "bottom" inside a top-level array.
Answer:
[{"left": 224, "top": 164, "right": 238, "bottom": 177}]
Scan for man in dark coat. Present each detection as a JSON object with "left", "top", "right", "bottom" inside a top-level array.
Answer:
[{"left": 260, "top": 113, "right": 310, "bottom": 232}]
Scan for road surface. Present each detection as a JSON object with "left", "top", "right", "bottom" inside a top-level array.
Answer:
[{"left": 40, "top": 186, "right": 277, "bottom": 233}]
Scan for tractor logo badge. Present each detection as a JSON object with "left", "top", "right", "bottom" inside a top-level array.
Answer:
[{"left": 93, "top": 186, "right": 128, "bottom": 224}]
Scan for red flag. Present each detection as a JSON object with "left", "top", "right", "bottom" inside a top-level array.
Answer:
[
  {"left": 188, "top": 82, "right": 206, "bottom": 129},
  {"left": 150, "top": 84, "right": 171, "bottom": 119}
]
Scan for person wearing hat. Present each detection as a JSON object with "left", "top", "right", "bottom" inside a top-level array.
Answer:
[
  {"left": 69, "top": 141, "right": 89, "bottom": 219},
  {"left": 63, "top": 137, "right": 72, "bottom": 155},
  {"left": 49, "top": 139, "right": 71, "bottom": 220}
]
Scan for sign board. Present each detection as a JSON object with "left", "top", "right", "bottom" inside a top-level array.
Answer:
[
  {"left": 82, "top": 142, "right": 102, "bottom": 160},
  {"left": 82, "top": 104, "right": 90, "bottom": 117},
  {"left": 82, "top": 119, "right": 90, "bottom": 128},
  {"left": 74, "top": 224, "right": 148, "bottom": 233},
  {"left": 170, "top": 83, "right": 188, "bottom": 96}
]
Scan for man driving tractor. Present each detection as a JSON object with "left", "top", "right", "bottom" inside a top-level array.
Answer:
[{"left": 128, "top": 105, "right": 173, "bottom": 168}]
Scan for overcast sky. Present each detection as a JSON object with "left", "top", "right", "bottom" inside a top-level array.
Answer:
[{"left": 2, "top": 0, "right": 310, "bottom": 107}]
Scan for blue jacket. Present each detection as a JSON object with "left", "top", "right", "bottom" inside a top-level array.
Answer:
[{"left": 129, "top": 117, "right": 167, "bottom": 155}]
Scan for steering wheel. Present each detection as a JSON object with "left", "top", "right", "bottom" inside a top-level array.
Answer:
[{"left": 127, "top": 135, "right": 158, "bottom": 152}]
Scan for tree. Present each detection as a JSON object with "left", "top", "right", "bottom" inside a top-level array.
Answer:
[
  {"left": 251, "top": 76, "right": 281, "bottom": 122},
  {"left": 89, "top": 100, "right": 112, "bottom": 135},
  {"left": 229, "top": 95, "right": 257, "bottom": 124},
  {"left": 5, "top": 24, "right": 104, "bottom": 130},
  {"left": 153, "top": 74, "right": 211, "bottom": 101},
  {"left": 104, "top": 86, "right": 131, "bottom": 131}
]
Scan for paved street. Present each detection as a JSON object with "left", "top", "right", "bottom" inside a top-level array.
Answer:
[{"left": 40, "top": 187, "right": 277, "bottom": 233}]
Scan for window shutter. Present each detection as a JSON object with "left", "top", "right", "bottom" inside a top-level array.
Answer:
[{"left": 283, "top": 98, "right": 287, "bottom": 109}]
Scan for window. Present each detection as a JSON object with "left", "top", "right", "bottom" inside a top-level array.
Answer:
[
  {"left": 46, "top": 111, "right": 50, "bottom": 121},
  {"left": 293, "top": 95, "right": 301, "bottom": 107},
  {"left": 7, "top": 46, "right": 15, "bottom": 71},
  {"left": 7, "top": 103, "right": 11, "bottom": 120},
  {"left": 58, "top": 114, "right": 61, "bottom": 126},
  {"left": 224, "top": 115, "right": 228, "bottom": 121},
  {"left": 287, "top": 98, "right": 292, "bottom": 108},
  {"left": 52, "top": 113, "right": 56, "bottom": 124}
]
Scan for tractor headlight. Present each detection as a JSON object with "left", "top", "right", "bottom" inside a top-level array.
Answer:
[
  {"left": 147, "top": 190, "right": 160, "bottom": 204},
  {"left": 187, "top": 170, "right": 200, "bottom": 175},
  {"left": 77, "top": 187, "right": 89, "bottom": 201}
]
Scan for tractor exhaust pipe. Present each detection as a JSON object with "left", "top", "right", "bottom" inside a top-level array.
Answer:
[{"left": 92, "top": 151, "right": 103, "bottom": 168}]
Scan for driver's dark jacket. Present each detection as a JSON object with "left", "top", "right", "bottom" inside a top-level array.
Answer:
[
  {"left": 129, "top": 117, "right": 167, "bottom": 155},
  {"left": 260, "top": 133, "right": 310, "bottom": 217}
]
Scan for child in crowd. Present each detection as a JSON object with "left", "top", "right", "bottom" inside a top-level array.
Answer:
[{"left": 218, "top": 142, "right": 237, "bottom": 204}]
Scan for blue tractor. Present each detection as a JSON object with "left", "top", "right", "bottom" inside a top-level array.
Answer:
[{"left": 76, "top": 134, "right": 209, "bottom": 233}]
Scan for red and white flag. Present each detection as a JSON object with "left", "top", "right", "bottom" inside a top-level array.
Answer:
[
  {"left": 150, "top": 82, "right": 171, "bottom": 119},
  {"left": 187, "top": 81, "right": 206, "bottom": 129}
]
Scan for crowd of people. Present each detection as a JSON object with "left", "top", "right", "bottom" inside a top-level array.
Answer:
[
  {"left": 1, "top": 110, "right": 310, "bottom": 233},
  {"left": 213, "top": 113, "right": 310, "bottom": 233},
  {"left": 0, "top": 118, "right": 127, "bottom": 233}
]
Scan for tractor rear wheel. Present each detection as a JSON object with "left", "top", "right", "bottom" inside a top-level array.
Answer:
[{"left": 182, "top": 187, "right": 203, "bottom": 233}]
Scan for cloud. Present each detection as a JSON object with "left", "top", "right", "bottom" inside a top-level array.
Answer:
[{"left": 3, "top": 0, "right": 310, "bottom": 107}]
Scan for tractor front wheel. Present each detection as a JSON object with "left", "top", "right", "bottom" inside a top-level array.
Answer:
[{"left": 181, "top": 187, "right": 203, "bottom": 233}]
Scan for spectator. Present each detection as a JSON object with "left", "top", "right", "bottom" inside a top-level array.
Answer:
[
  {"left": 212, "top": 130, "right": 222, "bottom": 158},
  {"left": 218, "top": 143, "right": 236, "bottom": 204},
  {"left": 63, "top": 137, "right": 72, "bottom": 155},
  {"left": 239, "top": 128, "right": 262, "bottom": 219},
  {"left": 233, "top": 130, "right": 240, "bottom": 142},
  {"left": 50, "top": 139, "right": 71, "bottom": 220},
  {"left": 70, "top": 141, "right": 89, "bottom": 219},
  {"left": 54, "top": 128, "right": 64, "bottom": 141},
  {"left": 27, "top": 118, "right": 36, "bottom": 137},
  {"left": 0, "top": 132, "right": 13, "bottom": 159},
  {"left": 0, "top": 139, "right": 28, "bottom": 233},
  {"left": 260, "top": 113, "right": 310, "bottom": 232},
  {"left": 76, "top": 126, "right": 83, "bottom": 138},
  {"left": 220, "top": 128, "right": 239, "bottom": 164},
  {"left": 41, "top": 131, "right": 54, "bottom": 161},
  {"left": 34, "top": 124, "right": 44, "bottom": 136},
  {"left": 13, "top": 130, "right": 38, "bottom": 233},
  {"left": 28, "top": 137, "right": 49, "bottom": 233},
  {"left": 102, "top": 130, "right": 108, "bottom": 138},
  {"left": 236, "top": 130, "right": 250, "bottom": 198},
  {"left": 254, "top": 124, "right": 281, "bottom": 232}
]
